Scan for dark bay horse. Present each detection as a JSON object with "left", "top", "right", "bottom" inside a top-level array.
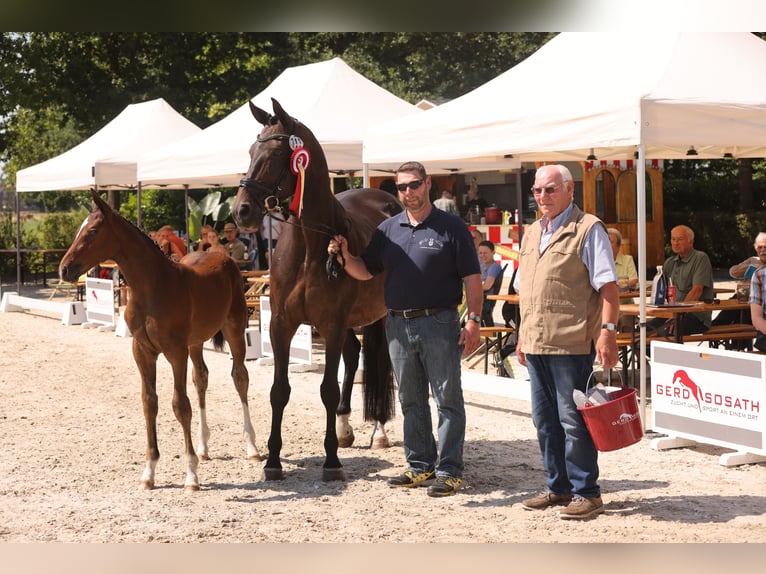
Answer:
[
  {"left": 231, "top": 98, "right": 400, "bottom": 481},
  {"left": 59, "top": 190, "right": 260, "bottom": 491}
]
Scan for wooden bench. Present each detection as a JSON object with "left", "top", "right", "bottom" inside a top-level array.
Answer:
[
  {"left": 477, "top": 325, "right": 516, "bottom": 374},
  {"left": 616, "top": 323, "right": 757, "bottom": 385}
]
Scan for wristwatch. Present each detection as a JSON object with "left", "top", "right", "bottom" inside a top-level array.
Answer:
[
  {"left": 601, "top": 323, "right": 616, "bottom": 332},
  {"left": 468, "top": 313, "right": 482, "bottom": 324}
]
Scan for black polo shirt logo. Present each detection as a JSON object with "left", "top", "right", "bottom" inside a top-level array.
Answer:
[{"left": 419, "top": 237, "right": 444, "bottom": 251}]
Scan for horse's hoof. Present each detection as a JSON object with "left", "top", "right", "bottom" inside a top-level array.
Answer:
[
  {"left": 371, "top": 436, "right": 391, "bottom": 450},
  {"left": 184, "top": 484, "right": 201, "bottom": 493},
  {"left": 141, "top": 480, "right": 154, "bottom": 490},
  {"left": 248, "top": 454, "right": 262, "bottom": 462},
  {"left": 322, "top": 467, "right": 346, "bottom": 482},
  {"left": 337, "top": 433, "right": 355, "bottom": 448},
  {"left": 198, "top": 454, "right": 210, "bottom": 461},
  {"left": 263, "top": 467, "right": 285, "bottom": 481}
]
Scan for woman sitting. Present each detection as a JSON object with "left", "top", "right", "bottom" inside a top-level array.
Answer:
[{"left": 477, "top": 240, "right": 503, "bottom": 326}]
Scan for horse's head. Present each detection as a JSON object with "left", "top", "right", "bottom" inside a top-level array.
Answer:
[
  {"left": 232, "top": 98, "right": 325, "bottom": 230},
  {"left": 59, "top": 190, "right": 118, "bottom": 281}
]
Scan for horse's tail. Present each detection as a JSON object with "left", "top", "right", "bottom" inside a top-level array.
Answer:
[
  {"left": 212, "top": 330, "right": 225, "bottom": 352},
  {"left": 362, "top": 318, "right": 396, "bottom": 423}
]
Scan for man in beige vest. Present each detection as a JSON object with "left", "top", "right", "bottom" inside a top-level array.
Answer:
[{"left": 516, "top": 164, "right": 619, "bottom": 520}]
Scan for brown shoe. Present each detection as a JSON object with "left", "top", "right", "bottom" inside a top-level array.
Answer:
[
  {"left": 521, "top": 491, "right": 573, "bottom": 511},
  {"left": 558, "top": 495, "right": 604, "bottom": 520}
]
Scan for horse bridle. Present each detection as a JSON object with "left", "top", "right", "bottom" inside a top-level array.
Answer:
[
  {"left": 239, "top": 132, "right": 293, "bottom": 214},
  {"left": 238, "top": 127, "right": 349, "bottom": 278}
]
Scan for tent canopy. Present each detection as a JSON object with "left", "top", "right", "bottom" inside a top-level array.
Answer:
[
  {"left": 138, "top": 57, "right": 425, "bottom": 189},
  {"left": 16, "top": 98, "right": 200, "bottom": 192},
  {"left": 364, "top": 32, "right": 766, "bottom": 166}
]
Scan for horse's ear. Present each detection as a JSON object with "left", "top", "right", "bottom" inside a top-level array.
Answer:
[
  {"left": 91, "top": 189, "right": 111, "bottom": 214},
  {"left": 249, "top": 101, "right": 272, "bottom": 127},
  {"left": 271, "top": 98, "right": 295, "bottom": 131}
]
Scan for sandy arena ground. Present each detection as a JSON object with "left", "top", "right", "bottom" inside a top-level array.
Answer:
[{"left": 1, "top": 298, "right": 765, "bottom": 550}]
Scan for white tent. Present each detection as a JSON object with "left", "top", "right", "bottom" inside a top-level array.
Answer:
[
  {"left": 138, "top": 57, "right": 426, "bottom": 189},
  {"left": 16, "top": 98, "right": 200, "bottom": 192},
  {"left": 364, "top": 32, "right": 766, "bottom": 164},
  {"left": 365, "top": 32, "right": 766, "bottom": 422}
]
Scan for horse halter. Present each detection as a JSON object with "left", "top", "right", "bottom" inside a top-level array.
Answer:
[{"left": 239, "top": 132, "right": 293, "bottom": 214}]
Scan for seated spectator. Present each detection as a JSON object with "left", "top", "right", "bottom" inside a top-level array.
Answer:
[
  {"left": 712, "top": 231, "right": 766, "bottom": 327},
  {"left": 648, "top": 225, "right": 713, "bottom": 337},
  {"left": 470, "top": 228, "right": 485, "bottom": 275},
  {"left": 203, "top": 228, "right": 227, "bottom": 255},
  {"left": 478, "top": 240, "right": 503, "bottom": 326},
  {"left": 607, "top": 227, "right": 638, "bottom": 332},
  {"left": 222, "top": 222, "right": 248, "bottom": 265},
  {"left": 750, "top": 264, "right": 766, "bottom": 351},
  {"left": 607, "top": 228, "right": 638, "bottom": 291},
  {"left": 157, "top": 225, "right": 187, "bottom": 262},
  {"left": 729, "top": 231, "right": 766, "bottom": 279},
  {"left": 195, "top": 224, "right": 214, "bottom": 252}
]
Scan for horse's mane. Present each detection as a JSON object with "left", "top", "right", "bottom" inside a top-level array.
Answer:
[{"left": 105, "top": 201, "right": 166, "bottom": 256}]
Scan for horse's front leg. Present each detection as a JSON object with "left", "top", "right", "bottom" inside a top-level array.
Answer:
[
  {"left": 224, "top": 323, "right": 261, "bottom": 461},
  {"left": 166, "top": 346, "right": 199, "bottom": 492},
  {"left": 264, "top": 317, "right": 298, "bottom": 480},
  {"left": 321, "top": 329, "right": 346, "bottom": 481},
  {"left": 133, "top": 340, "right": 160, "bottom": 490},
  {"left": 189, "top": 344, "right": 211, "bottom": 461},
  {"left": 336, "top": 328, "right": 361, "bottom": 448}
]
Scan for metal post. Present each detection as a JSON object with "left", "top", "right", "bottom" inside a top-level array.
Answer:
[{"left": 15, "top": 190, "right": 21, "bottom": 293}]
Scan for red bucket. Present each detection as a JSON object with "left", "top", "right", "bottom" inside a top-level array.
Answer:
[{"left": 578, "top": 388, "right": 643, "bottom": 451}]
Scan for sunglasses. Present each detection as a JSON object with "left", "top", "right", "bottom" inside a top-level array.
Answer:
[
  {"left": 396, "top": 179, "right": 424, "bottom": 192},
  {"left": 531, "top": 184, "right": 561, "bottom": 196}
]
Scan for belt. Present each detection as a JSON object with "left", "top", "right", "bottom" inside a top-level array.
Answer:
[{"left": 388, "top": 307, "right": 454, "bottom": 319}]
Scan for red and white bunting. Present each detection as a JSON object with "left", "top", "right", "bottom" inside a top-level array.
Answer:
[{"left": 584, "top": 159, "right": 662, "bottom": 171}]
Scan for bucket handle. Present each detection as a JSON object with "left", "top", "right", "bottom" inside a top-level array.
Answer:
[{"left": 585, "top": 369, "right": 623, "bottom": 394}]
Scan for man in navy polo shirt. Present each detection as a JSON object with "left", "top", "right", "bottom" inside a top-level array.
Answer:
[{"left": 328, "top": 161, "right": 482, "bottom": 497}]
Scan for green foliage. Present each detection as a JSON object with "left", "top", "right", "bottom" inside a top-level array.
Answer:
[
  {"left": 36, "top": 210, "right": 88, "bottom": 249},
  {"left": 120, "top": 189, "right": 186, "bottom": 234},
  {"left": 187, "top": 190, "right": 236, "bottom": 242}
]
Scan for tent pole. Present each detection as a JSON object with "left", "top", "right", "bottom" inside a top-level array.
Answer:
[
  {"left": 637, "top": 145, "right": 648, "bottom": 428},
  {"left": 184, "top": 185, "right": 190, "bottom": 252},
  {"left": 515, "top": 168, "right": 524, "bottom": 245},
  {"left": 15, "top": 190, "right": 22, "bottom": 293},
  {"left": 136, "top": 182, "right": 143, "bottom": 229},
  {"left": 363, "top": 163, "right": 369, "bottom": 188}
]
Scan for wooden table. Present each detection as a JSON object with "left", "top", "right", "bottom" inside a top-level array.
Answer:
[{"left": 620, "top": 299, "right": 750, "bottom": 343}]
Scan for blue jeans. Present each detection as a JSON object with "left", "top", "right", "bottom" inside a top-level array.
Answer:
[
  {"left": 525, "top": 353, "right": 600, "bottom": 498},
  {"left": 386, "top": 309, "right": 465, "bottom": 478}
]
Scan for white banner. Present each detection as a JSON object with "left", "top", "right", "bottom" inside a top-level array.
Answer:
[
  {"left": 259, "top": 296, "right": 312, "bottom": 365},
  {"left": 651, "top": 341, "right": 765, "bottom": 455},
  {"left": 85, "top": 278, "right": 115, "bottom": 327}
]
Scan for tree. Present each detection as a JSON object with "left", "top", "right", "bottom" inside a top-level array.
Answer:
[{"left": 3, "top": 105, "right": 85, "bottom": 212}]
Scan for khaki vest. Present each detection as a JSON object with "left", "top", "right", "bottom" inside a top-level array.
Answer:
[{"left": 519, "top": 205, "right": 604, "bottom": 355}]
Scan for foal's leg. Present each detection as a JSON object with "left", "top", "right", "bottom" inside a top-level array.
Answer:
[
  {"left": 336, "top": 329, "right": 360, "bottom": 448},
  {"left": 165, "top": 346, "right": 199, "bottom": 492},
  {"left": 223, "top": 323, "right": 261, "bottom": 461},
  {"left": 133, "top": 340, "right": 160, "bottom": 490},
  {"left": 189, "top": 344, "right": 211, "bottom": 460}
]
